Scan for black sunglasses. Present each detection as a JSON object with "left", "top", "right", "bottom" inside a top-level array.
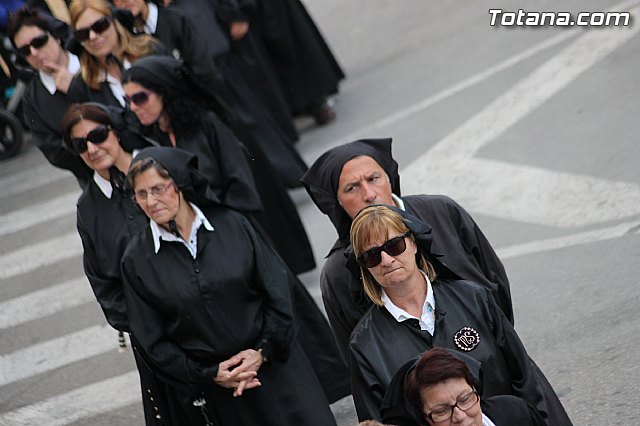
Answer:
[
  {"left": 124, "top": 90, "right": 150, "bottom": 107},
  {"left": 16, "top": 34, "right": 49, "bottom": 57},
  {"left": 70, "top": 125, "right": 111, "bottom": 154},
  {"left": 75, "top": 16, "right": 112, "bottom": 42},
  {"left": 357, "top": 230, "right": 412, "bottom": 268}
]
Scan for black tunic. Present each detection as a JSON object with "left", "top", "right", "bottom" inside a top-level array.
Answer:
[
  {"left": 322, "top": 194, "right": 513, "bottom": 364},
  {"left": 349, "top": 279, "right": 570, "bottom": 426},
  {"left": 254, "top": 0, "right": 345, "bottom": 114},
  {"left": 121, "top": 205, "right": 337, "bottom": 425},
  {"left": 22, "top": 76, "right": 92, "bottom": 188}
]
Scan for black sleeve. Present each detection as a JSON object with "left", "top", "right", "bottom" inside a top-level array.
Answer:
[
  {"left": 77, "top": 209, "right": 129, "bottom": 332},
  {"left": 320, "top": 263, "right": 353, "bottom": 365},
  {"left": 121, "top": 253, "right": 220, "bottom": 384},
  {"left": 448, "top": 198, "right": 513, "bottom": 324},
  {"left": 349, "top": 343, "right": 385, "bottom": 422}
]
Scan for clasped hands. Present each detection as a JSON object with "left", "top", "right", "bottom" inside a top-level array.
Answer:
[{"left": 214, "top": 349, "right": 264, "bottom": 397}]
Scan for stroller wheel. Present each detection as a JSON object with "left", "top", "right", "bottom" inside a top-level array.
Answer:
[{"left": 0, "top": 109, "right": 24, "bottom": 160}]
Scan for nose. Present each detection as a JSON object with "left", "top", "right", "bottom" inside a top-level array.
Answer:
[
  {"left": 361, "top": 181, "right": 378, "bottom": 203},
  {"left": 88, "top": 30, "right": 99, "bottom": 41},
  {"left": 450, "top": 405, "right": 467, "bottom": 423},
  {"left": 378, "top": 250, "right": 395, "bottom": 266},
  {"left": 86, "top": 141, "right": 99, "bottom": 154}
]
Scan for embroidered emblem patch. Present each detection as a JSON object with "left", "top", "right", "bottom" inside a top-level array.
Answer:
[{"left": 453, "top": 327, "right": 480, "bottom": 351}]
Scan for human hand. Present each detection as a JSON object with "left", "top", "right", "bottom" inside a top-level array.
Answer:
[
  {"left": 229, "top": 21, "right": 249, "bottom": 40},
  {"left": 214, "top": 349, "right": 265, "bottom": 396},
  {"left": 43, "top": 61, "right": 73, "bottom": 94}
]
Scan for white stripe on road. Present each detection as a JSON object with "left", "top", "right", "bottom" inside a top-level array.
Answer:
[
  {"left": 0, "top": 277, "right": 93, "bottom": 329},
  {"left": 0, "top": 372, "right": 139, "bottom": 426},
  {"left": 0, "top": 163, "right": 70, "bottom": 199},
  {"left": 0, "top": 192, "right": 79, "bottom": 237},
  {"left": 0, "top": 232, "right": 82, "bottom": 280},
  {"left": 497, "top": 219, "right": 640, "bottom": 260},
  {"left": 0, "top": 324, "right": 121, "bottom": 386}
]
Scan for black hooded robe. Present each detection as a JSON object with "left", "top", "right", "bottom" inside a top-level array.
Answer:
[
  {"left": 349, "top": 279, "right": 570, "bottom": 426},
  {"left": 254, "top": 0, "right": 345, "bottom": 115},
  {"left": 121, "top": 204, "right": 337, "bottom": 426}
]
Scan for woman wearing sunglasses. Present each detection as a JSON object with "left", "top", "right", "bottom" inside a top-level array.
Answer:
[
  {"left": 61, "top": 102, "right": 190, "bottom": 425},
  {"left": 347, "top": 205, "right": 572, "bottom": 425},
  {"left": 6, "top": 7, "right": 92, "bottom": 187},
  {"left": 67, "top": 0, "right": 159, "bottom": 106},
  {"left": 121, "top": 146, "right": 338, "bottom": 425}
]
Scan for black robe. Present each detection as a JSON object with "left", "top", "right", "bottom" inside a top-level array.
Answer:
[
  {"left": 349, "top": 279, "right": 571, "bottom": 426},
  {"left": 22, "top": 75, "right": 92, "bottom": 188},
  {"left": 254, "top": 0, "right": 345, "bottom": 114},
  {"left": 76, "top": 176, "right": 178, "bottom": 425},
  {"left": 322, "top": 194, "right": 513, "bottom": 364},
  {"left": 121, "top": 205, "right": 337, "bottom": 426}
]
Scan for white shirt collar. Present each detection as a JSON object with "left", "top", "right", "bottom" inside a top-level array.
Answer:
[
  {"left": 99, "top": 58, "right": 131, "bottom": 107},
  {"left": 93, "top": 171, "right": 113, "bottom": 199},
  {"left": 382, "top": 271, "right": 436, "bottom": 333},
  {"left": 149, "top": 203, "right": 214, "bottom": 254},
  {"left": 38, "top": 52, "right": 80, "bottom": 95},
  {"left": 392, "top": 193, "right": 405, "bottom": 210},
  {"left": 482, "top": 413, "right": 497, "bottom": 426},
  {"left": 144, "top": 2, "right": 159, "bottom": 34}
]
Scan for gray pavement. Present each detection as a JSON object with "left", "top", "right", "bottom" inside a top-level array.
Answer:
[{"left": 2, "top": 1, "right": 640, "bottom": 425}]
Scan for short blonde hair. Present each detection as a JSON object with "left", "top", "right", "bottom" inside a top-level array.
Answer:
[
  {"left": 350, "top": 205, "right": 436, "bottom": 306},
  {"left": 69, "top": 0, "right": 159, "bottom": 90}
]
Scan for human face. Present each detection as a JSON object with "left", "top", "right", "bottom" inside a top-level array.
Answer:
[
  {"left": 74, "top": 8, "right": 118, "bottom": 59},
  {"left": 71, "top": 119, "right": 123, "bottom": 173},
  {"left": 112, "top": 0, "right": 148, "bottom": 18},
  {"left": 337, "top": 156, "right": 395, "bottom": 219},
  {"left": 123, "top": 82, "right": 164, "bottom": 126},
  {"left": 420, "top": 378, "right": 482, "bottom": 426},
  {"left": 13, "top": 25, "right": 64, "bottom": 72},
  {"left": 364, "top": 230, "right": 418, "bottom": 290},
  {"left": 133, "top": 168, "right": 180, "bottom": 224}
]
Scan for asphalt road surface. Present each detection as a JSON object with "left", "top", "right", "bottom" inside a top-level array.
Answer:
[{"left": 2, "top": 1, "right": 640, "bottom": 425}]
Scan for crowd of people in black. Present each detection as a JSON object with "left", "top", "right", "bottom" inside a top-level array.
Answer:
[{"left": 3, "top": 1, "right": 573, "bottom": 425}]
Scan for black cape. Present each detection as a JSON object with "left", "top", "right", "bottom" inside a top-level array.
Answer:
[
  {"left": 121, "top": 204, "right": 337, "bottom": 426},
  {"left": 22, "top": 73, "right": 92, "bottom": 188},
  {"left": 254, "top": 0, "right": 345, "bottom": 114},
  {"left": 349, "top": 279, "right": 570, "bottom": 426},
  {"left": 301, "top": 138, "right": 514, "bottom": 363}
]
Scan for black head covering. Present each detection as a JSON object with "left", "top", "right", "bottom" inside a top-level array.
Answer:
[
  {"left": 380, "top": 349, "right": 483, "bottom": 426},
  {"left": 122, "top": 55, "right": 192, "bottom": 94},
  {"left": 129, "top": 146, "right": 221, "bottom": 206},
  {"left": 300, "top": 138, "right": 400, "bottom": 242}
]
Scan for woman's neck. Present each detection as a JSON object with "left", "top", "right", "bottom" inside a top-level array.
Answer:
[
  {"left": 96, "top": 151, "right": 133, "bottom": 181},
  {"left": 161, "top": 198, "right": 196, "bottom": 241},
  {"left": 385, "top": 271, "right": 428, "bottom": 318}
]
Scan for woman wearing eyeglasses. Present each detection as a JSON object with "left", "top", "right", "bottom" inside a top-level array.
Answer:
[
  {"left": 6, "top": 7, "right": 92, "bottom": 187},
  {"left": 393, "top": 347, "right": 544, "bottom": 426},
  {"left": 67, "top": 0, "right": 160, "bottom": 106},
  {"left": 347, "top": 205, "right": 572, "bottom": 425},
  {"left": 121, "top": 146, "right": 338, "bottom": 425},
  {"left": 60, "top": 102, "right": 184, "bottom": 425}
]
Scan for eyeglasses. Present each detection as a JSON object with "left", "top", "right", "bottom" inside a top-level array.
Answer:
[
  {"left": 70, "top": 125, "right": 111, "bottom": 154},
  {"left": 75, "top": 16, "right": 112, "bottom": 42},
  {"left": 424, "top": 390, "right": 479, "bottom": 423},
  {"left": 16, "top": 34, "right": 49, "bottom": 57},
  {"left": 357, "top": 230, "right": 411, "bottom": 268},
  {"left": 124, "top": 90, "right": 150, "bottom": 107},
  {"left": 134, "top": 181, "right": 175, "bottom": 203}
]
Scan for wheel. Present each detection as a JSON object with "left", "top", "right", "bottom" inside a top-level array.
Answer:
[{"left": 0, "top": 108, "right": 24, "bottom": 160}]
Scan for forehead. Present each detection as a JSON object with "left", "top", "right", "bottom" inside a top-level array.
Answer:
[
  {"left": 71, "top": 119, "right": 102, "bottom": 136},
  {"left": 75, "top": 8, "right": 107, "bottom": 27},
  {"left": 123, "top": 81, "right": 145, "bottom": 94},
  {"left": 420, "top": 377, "right": 470, "bottom": 407},
  {"left": 339, "top": 156, "right": 385, "bottom": 183},
  {"left": 14, "top": 25, "right": 46, "bottom": 45},
  {"left": 133, "top": 167, "right": 169, "bottom": 189}
]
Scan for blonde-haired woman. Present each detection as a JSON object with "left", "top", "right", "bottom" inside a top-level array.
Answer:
[
  {"left": 67, "top": 0, "right": 159, "bottom": 106},
  {"left": 347, "top": 205, "right": 571, "bottom": 426}
]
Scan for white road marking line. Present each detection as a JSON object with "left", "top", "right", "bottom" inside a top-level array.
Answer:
[
  {"left": 0, "top": 324, "right": 120, "bottom": 386},
  {"left": 0, "top": 277, "right": 93, "bottom": 329},
  {"left": 0, "top": 192, "right": 79, "bottom": 237},
  {"left": 0, "top": 164, "right": 70, "bottom": 199},
  {"left": 0, "top": 232, "right": 82, "bottom": 280},
  {"left": 0, "top": 372, "right": 139, "bottom": 426},
  {"left": 497, "top": 219, "right": 640, "bottom": 260},
  {"left": 402, "top": 6, "right": 640, "bottom": 228}
]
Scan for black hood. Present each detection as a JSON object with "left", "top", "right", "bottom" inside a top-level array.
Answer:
[
  {"left": 301, "top": 138, "right": 400, "bottom": 243},
  {"left": 129, "top": 146, "right": 221, "bottom": 206},
  {"left": 122, "top": 55, "right": 192, "bottom": 93}
]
